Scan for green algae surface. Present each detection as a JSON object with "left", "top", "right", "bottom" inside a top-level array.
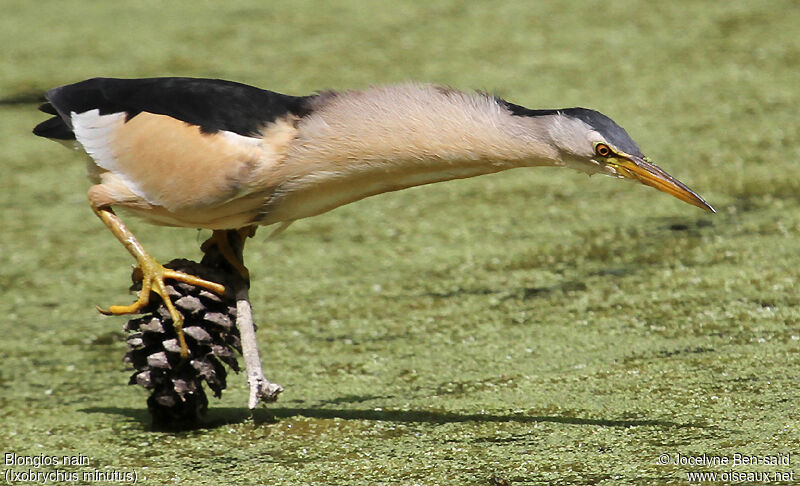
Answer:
[{"left": 1, "top": 1, "right": 798, "bottom": 484}]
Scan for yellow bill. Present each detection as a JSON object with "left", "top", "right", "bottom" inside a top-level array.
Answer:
[{"left": 609, "top": 155, "right": 715, "bottom": 213}]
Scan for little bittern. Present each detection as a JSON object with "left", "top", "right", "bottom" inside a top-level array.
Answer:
[{"left": 33, "top": 78, "right": 714, "bottom": 357}]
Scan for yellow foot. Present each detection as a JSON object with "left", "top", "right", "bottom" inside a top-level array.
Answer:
[
  {"left": 97, "top": 256, "right": 226, "bottom": 359},
  {"left": 200, "top": 227, "right": 255, "bottom": 280}
]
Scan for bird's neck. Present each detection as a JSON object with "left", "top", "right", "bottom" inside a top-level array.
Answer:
[{"left": 262, "top": 84, "right": 561, "bottom": 223}]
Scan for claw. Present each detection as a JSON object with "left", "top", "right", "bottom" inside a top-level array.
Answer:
[{"left": 96, "top": 305, "right": 114, "bottom": 316}]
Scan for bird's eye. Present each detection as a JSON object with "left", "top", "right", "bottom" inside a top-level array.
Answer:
[{"left": 595, "top": 143, "right": 612, "bottom": 157}]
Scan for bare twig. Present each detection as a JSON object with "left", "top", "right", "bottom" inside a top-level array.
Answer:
[{"left": 235, "top": 284, "right": 283, "bottom": 408}]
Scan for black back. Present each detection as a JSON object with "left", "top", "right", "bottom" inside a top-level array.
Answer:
[
  {"left": 34, "top": 77, "right": 315, "bottom": 140},
  {"left": 498, "top": 98, "right": 643, "bottom": 157}
]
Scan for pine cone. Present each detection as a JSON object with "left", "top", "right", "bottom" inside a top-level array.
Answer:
[{"left": 123, "top": 259, "right": 241, "bottom": 426}]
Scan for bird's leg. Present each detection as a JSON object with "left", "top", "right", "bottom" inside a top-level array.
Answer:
[
  {"left": 91, "top": 203, "right": 225, "bottom": 358},
  {"left": 200, "top": 226, "right": 257, "bottom": 280}
]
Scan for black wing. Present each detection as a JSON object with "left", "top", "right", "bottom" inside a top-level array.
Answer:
[{"left": 33, "top": 77, "right": 315, "bottom": 140}]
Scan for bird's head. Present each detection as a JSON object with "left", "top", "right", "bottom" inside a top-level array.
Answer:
[
  {"left": 500, "top": 99, "right": 714, "bottom": 213},
  {"left": 545, "top": 107, "right": 715, "bottom": 213}
]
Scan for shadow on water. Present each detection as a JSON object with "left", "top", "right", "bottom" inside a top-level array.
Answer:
[
  {"left": 0, "top": 91, "right": 44, "bottom": 106},
  {"left": 81, "top": 405, "right": 708, "bottom": 432}
]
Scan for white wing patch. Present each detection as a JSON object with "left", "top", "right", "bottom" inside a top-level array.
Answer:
[
  {"left": 70, "top": 109, "right": 152, "bottom": 203},
  {"left": 221, "top": 130, "right": 263, "bottom": 147}
]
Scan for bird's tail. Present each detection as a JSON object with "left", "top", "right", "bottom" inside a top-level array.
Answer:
[{"left": 33, "top": 102, "right": 75, "bottom": 140}]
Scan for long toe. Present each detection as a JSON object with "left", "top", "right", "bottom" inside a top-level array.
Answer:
[{"left": 161, "top": 269, "right": 226, "bottom": 295}]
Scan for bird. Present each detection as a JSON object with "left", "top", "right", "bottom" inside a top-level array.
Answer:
[{"left": 33, "top": 77, "right": 714, "bottom": 358}]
